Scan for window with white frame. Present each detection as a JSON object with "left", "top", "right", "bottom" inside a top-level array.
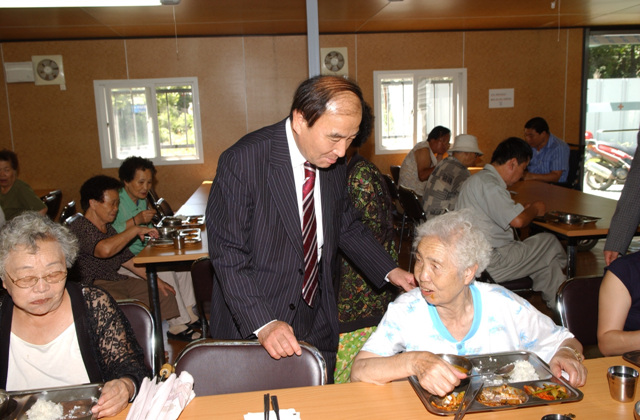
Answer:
[
  {"left": 94, "top": 77, "right": 203, "bottom": 168},
  {"left": 373, "top": 69, "right": 467, "bottom": 154}
]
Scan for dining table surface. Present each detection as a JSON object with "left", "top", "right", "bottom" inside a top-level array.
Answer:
[
  {"left": 510, "top": 180, "right": 621, "bottom": 278},
  {"left": 110, "top": 355, "right": 639, "bottom": 419},
  {"left": 132, "top": 180, "right": 212, "bottom": 372}
]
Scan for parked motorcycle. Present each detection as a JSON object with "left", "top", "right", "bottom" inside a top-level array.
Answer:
[{"left": 584, "top": 138, "right": 634, "bottom": 191}]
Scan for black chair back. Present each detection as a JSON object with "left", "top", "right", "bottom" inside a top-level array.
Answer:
[
  {"left": 556, "top": 275, "right": 602, "bottom": 346},
  {"left": 174, "top": 340, "right": 326, "bottom": 396},
  {"left": 397, "top": 186, "right": 426, "bottom": 224},
  {"left": 59, "top": 200, "right": 76, "bottom": 224},
  {"left": 41, "top": 190, "right": 62, "bottom": 220},
  {"left": 63, "top": 212, "right": 83, "bottom": 226},
  {"left": 190, "top": 256, "right": 214, "bottom": 338},
  {"left": 118, "top": 299, "right": 156, "bottom": 376},
  {"left": 390, "top": 165, "right": 401, "bottom": 184},
  {"left": 478, "top": 270, "right": 533, "bottom": 296}
]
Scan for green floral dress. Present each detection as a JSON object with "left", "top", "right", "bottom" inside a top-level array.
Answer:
[{"left": 334, "top": 153, "right": 399, "bottom": 383}]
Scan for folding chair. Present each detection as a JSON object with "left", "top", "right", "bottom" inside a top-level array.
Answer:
[{"left": 118, "top": 299, "right": 157, "bottom": 376}]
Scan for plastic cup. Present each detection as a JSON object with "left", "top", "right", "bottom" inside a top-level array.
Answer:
[{"left": 607, "top": 365, "right": 639, "bottom": 402}]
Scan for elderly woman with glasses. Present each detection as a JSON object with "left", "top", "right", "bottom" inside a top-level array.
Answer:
[
  {"left": 350, "top": 210, "right": 587, "bottom": 396},
  {"left": 0, "top": 212, "right": 149, "bottom": 418}
]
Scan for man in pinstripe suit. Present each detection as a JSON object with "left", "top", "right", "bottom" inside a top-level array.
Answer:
[
  {"left": 604, "top": 125, "right": 640, "bottom": 266},
  {"left": 206, "top": 76, "right": 415, "bottom": 380}
]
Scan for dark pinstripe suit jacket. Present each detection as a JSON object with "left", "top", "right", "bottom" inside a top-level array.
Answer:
[
  {"left": 604, "top": 127, "right": 640, "bottom": 256},
  {"left": 205, "top": 119, "right": 397, "bottom": 351}
]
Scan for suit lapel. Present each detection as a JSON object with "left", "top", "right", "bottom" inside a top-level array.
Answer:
[{"left": 268, "top": 121, "right": 304, "bottom": 260}]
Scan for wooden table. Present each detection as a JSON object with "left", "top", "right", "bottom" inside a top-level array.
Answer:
[
  {"left": 510, "top": 181, "right": 619, "bottom": 278},
  {"left": 133, "top": 181, "right": 212, "bottom": 372},
  {"left": 109, "top": 356, "right": 637, "bottom": 419}
]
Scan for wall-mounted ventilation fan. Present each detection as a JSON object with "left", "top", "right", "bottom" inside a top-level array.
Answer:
[
  {"left": 32, "top": 55, "right": 66, "bottom": 86},
  {"left": 320, "top": 47, "right": 348, "bottom": 77}
]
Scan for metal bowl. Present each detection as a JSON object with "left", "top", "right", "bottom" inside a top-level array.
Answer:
[
  {"left": 162, "top": 217, "right": 183, "bottom": 227},
  {"left": 439, "top": 354, "right": 472, "bottom": 374},
  {"left": 557, "top": 213, "right": 582, "bottom": 224},
  {"left": 541, "top": 415, "right": 573, "bottom": 420},
  {"left": 157, "top": 226, "right": 177, "bottom": 238},
  {"left": 635, "top": 400, "right": 640, "bottom": 420}
]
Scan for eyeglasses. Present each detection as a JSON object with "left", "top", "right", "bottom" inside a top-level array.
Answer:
[{"left": 4, "top": 270, "right": 67, "bottom": 289}]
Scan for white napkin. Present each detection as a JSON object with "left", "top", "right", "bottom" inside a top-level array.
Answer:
[
  {"left": 126, "top": 371, "right": 195, "bottom": 420},
  {"left": 244, "top": 408, "right": 300, "bottom": 420}
]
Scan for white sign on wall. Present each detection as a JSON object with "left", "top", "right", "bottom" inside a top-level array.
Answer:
[{"left": 489, "top": 88, "right": 514, "bottom": 108}]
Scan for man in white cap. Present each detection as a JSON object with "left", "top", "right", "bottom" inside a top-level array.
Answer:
[{"left": 421, "top": 134, "right": 483, "bottom": 217}]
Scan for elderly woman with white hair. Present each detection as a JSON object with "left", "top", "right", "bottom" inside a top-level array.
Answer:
[
  {"left": 0, "top": 212, "right": 149, "bottom": 418},
  {"left": 350, "top": 209, "right": 587, "bottom": 396}
]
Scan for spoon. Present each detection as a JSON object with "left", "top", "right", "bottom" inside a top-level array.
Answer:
[{"left": 467, "top": 363, "right": 515, "bottom": 379}]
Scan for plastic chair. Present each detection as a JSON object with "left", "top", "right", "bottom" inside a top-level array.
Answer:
[
  {"left": 174, "top": 340, "right": 326, "bottom": 396},
  {"left": 556, "top": 276, "right": 603, "bottom": 347},
  {"left": 59, "top": 200, "right": 76, "bottom": 224},
  {"left": 397, "top": 186, "right": 426, "bottom": 270},
  {"left": 190, "top": 256, "right": 214, "bottom": 338},
  {"left": 41, "top": 190, "right": 62, "bottom": 220},
  {"left": 390, "top": 165, "right": 401, "bottom": 184},
  {"left": 118, "top": 299, "right": 157, "bottom": 376}
]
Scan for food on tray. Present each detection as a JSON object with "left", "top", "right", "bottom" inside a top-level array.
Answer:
[
  {"left": 523, "top": 383, "right": 570, "bottom": 400},
  {"left": 430, "top": 391, "right": 465, "bottom": 410},
  {"left": 476, "top": 385, "right": 527, "bottom": 407},
  {"left": 26, "top": 398, "right": 63, "bottom": 420},
  {"left": 509, "top": 360, "right": 540, "bottom": 382}
]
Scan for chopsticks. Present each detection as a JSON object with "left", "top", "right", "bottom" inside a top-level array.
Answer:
[{"left": 263, "top": 393, "right": 280, "bottom": 420}]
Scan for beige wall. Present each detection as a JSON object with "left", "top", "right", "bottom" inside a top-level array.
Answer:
[{"left": 0, "top": 28, "right": 583, "bottom": 211}]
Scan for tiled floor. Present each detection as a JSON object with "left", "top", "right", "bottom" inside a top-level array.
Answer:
[{"left": 165, "top": 235, "right": 610, "bottom": 364}]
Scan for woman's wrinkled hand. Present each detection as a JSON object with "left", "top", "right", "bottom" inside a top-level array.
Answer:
[
  {"left": 412, "top": 352, "right": 467, "bottom": 397},
  {"left": 550, "top": 348, "right": 588, "bottom": 388},
  {"left": 91, "top": 378, "right": 134, "bottom": 418}
]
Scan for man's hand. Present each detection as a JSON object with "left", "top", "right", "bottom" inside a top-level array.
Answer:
[
  {"left": 525, "top": 200, "right": 546, "bottom": 217},
  {"left": 387, "top": 267, "right": 417, "bottom": 291},
  {"left": 257, "top": 321, "right": 302, "bottom": 359},
  {"left": 604, "top": 250, "right": 620, "bottom": 266}
]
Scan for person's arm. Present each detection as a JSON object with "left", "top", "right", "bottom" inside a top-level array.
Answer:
[
  {"left": 548, "top": 338, "right": 587, "bottom": 388},
  {"left": 121, "top": 209, "right": 157, "bottom": 231},
  {"left": 510, "top": 200, "right": 545, "bottom": 228},
  {"left": 604, "top": 128, "right": 640, "bottom": 263},
  {"left": 93, "top": 225, "right": 157, "bottom": 259},
  {"left": 351, "top": 350, "right": 466, "bottom": 396},
  {"left": 523, "top": 170, "right": 563, "bottom": 183},
  {"left": 597, "top": 270, "right": 640, "bottom": 355},
  {"left": 414, "top": 147, "right": 435, "bottom": 181}
]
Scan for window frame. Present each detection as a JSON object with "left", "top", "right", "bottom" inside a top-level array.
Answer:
[
  {"left": 93, "top": 77, "right": 204, "bottom": 168},
  {"left": 373, "top": 68, "right": 467, "bottom": 155}
]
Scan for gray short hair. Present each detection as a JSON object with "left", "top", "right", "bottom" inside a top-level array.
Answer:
[
  {"left": 0, "top": 211, "right": 78, "bottom": 277},
  {"left": 412, "top": 209, "right": 491, "bottom": 277}
]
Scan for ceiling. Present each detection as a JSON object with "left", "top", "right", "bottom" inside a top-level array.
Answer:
[{"left": 1, "top": 0, "right": 639, "bottom": 42}]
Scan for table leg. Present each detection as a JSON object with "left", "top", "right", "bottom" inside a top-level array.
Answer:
[
  {"left": 566, "top": 239, "right": 577, "bottom": 279},
  {"left": 146, "top": 263, "right": 165, "bottom": 375}
]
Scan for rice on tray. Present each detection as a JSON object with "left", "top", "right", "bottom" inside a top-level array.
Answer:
[
  {"left": 26, "top": 398, "right": 64, "bottom": 420},
  {"left": 509, "top": 360, "right": 539, "bottom": 382}
]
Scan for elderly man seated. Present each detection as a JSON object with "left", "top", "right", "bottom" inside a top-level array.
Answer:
[
  {"left": 350, "top": 210, "right": 587, "bottom": 396},
  {"left": 421, "top": 134, "right": 483, "bottom": 217}
]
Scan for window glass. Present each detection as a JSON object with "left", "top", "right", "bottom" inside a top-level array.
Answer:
[
  {"left": 374, "top": 69, "right": 466, "bottom": 154},
  {"left": 94, "top": 78, "right": 203, "bottom": 168}
]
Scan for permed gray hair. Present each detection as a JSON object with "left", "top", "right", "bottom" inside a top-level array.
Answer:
[
  {"left": 412, "top": 209, "right": 492, "bottom": 278},
  {"left": 0, "top": 211, "right": 79, "bottom": 277}
]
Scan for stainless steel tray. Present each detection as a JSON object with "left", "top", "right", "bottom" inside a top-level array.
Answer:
[
  {"left": 4, "top": 383, "right": 102, "bottom": 420},
  {"left": 409, "top": 351, "right": 583, "bottom": 416},
  {"left": 623, "top": 350, "right": 640, "bottom": 368},
  {"left": 540, "top": 211, "right": 600, "bottom": 225}
]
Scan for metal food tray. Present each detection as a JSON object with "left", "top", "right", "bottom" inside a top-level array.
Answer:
[
  {"left": 542, "top": 211, "right": 600, "bottom": 225},
  {"left": 623, "top": 350, "right": 640, "bottom": 368},
  {"left": 409, "top": 351, "right": 583, "bottom": 416},
  {"left": 179, "top": 228, "right": 202, "bottom": 245},
  {"left": 4, "top": 383, "right": 102, "bottom": 420}
]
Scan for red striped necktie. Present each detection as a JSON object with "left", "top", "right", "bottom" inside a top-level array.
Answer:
[{"left": 301, "top": 161, "right": 319, "bottom": 306}]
